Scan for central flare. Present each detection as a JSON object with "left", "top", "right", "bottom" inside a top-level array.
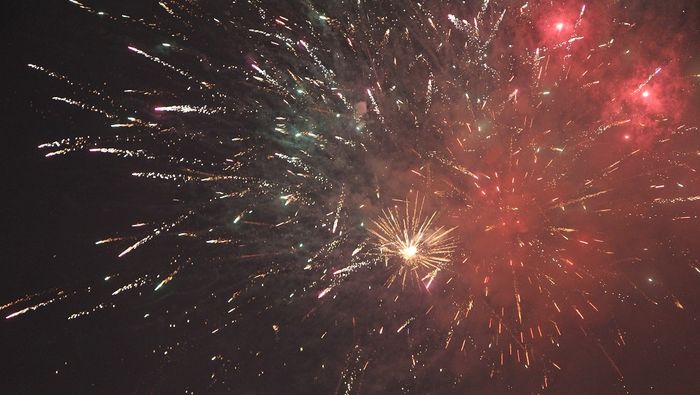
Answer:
[{"left": 401, "top": 245, "right": 418, "bottom": 261}]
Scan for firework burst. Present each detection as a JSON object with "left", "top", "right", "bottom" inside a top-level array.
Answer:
[
  {"left": 369, "top": 195, "right": 456, "bottom": 289},
  {"left": 3, "top": 0, "right": 699, "bottom": 393}
]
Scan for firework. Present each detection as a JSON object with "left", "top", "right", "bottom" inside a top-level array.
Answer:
[
  {"left": 3, "top": 0, "right": 699, "bottom": 393},
  {"left": 369, "top": 195, "right": 456, "bottom": 289}
]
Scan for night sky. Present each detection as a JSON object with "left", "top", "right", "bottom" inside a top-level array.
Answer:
[{"left": 2, "top": 1, "right": 700, "bottom": 394}]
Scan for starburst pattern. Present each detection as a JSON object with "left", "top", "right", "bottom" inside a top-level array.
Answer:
[{"left": 369, "top": 195, "right": 456, "bottom": 289}]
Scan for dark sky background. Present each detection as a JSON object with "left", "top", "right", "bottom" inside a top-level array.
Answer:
[
  {"left": 1, "top": 1, "right": 174, "bottom": 392},
  {"left": 1, "top": 1, "right": 700, "bottom": 394}
]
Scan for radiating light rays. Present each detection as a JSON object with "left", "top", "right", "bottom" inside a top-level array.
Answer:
[{"left": 370, "top": 195, "right": 456, "bottom": 289}]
